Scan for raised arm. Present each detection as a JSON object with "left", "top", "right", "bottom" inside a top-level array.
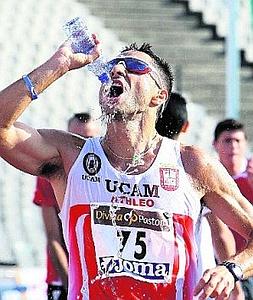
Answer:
[
  {"left": 181, "top": 145, "right": 253, "bottom": 299},
  {"left": 0, "top": 37, "right": 100, "bottom": 176}
]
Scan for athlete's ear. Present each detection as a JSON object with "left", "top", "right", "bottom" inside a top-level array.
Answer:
[{"left": 150, "top": 89, "right": 168, "bottom": 107}]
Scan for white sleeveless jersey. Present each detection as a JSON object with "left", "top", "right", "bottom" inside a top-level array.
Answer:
[{"left": 60, "top": 137, "right": 201, "bottom": 300}]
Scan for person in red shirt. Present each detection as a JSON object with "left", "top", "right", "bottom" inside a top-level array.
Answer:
[
  {"left": 213, "top": 118, "right": 253, "bottom": 300},
  {"left": 33, "top": 177, "right": 67, "bottom": 300},
  {"left": 233, "top": 175, "right": 253, "bottom": 252},
  {"left": 233, "top": 170, "right": 253, "bottom": 300},
  {"left": 33, "top": 112, "right": 100, "bottom": 300}
]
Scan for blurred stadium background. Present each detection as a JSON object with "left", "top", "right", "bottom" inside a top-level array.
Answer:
[{"left": 0, "top": 0, "right": 252, "bottom": 298}]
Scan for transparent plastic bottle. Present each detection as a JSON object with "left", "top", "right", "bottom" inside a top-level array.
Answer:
[{"left": 63, "top": 17, "right": 110, "bottom": 84}]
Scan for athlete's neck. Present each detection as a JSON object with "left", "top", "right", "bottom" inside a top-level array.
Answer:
[{"left": 102, "top": 122, "right": 161, "bottom": 174}]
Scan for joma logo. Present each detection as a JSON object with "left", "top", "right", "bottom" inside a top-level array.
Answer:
[{"left": 99, "top": 257, "right": 170, "bottom": 281}]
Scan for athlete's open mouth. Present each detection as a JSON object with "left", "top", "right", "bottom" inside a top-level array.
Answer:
[{"left": 109, "top": 83, "right": 124, "bottom": 98}]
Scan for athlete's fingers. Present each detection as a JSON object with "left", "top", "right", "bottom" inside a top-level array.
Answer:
[
  {"left": 216, "top": 285, "right": 233, "bottom": 300},
  {"left": 194, "top": 269, "right": 212, "bottom": 296},
  {"left": 197, "top": 276, "right": 222, "bottom": 300},
  {"left": 194, "top": 267, "right": 235, "bottom": 300}
]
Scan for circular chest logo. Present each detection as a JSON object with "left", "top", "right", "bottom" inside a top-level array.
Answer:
[{"left": 83, "top": 153, "right": 101, "bottom": 176}]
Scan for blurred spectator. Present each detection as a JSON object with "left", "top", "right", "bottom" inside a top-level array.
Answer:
[
  {"left": 213, "top": 119, "right": 248, "bottom": 179},
  {"left": 213, "top": 118, "right": 253, "bottom": 300},
  {"left": 157, "top": 93, "right": 244, "bottom": 299},
  {"left": 33, "top": 177, "right": 67, "bottom": 300},
  {"left": 33, "top": 112, "right": 100, "bottom": 300},
  {"left": 68, "top": 112, "right": 100, "bottom": 137}
]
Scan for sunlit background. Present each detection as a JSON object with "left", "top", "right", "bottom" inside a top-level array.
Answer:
[{"left": 0, "top": 0, "right": 252, "bottom": 298}]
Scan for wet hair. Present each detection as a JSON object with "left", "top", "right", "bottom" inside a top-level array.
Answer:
[
  {"left": 68, "top": 112, "right": 91, "bottom": 127},
  {"left": 155, "top": 92, "right": 188, "bottom": 139},
  {"left": 121, "top": 43, "right": 174, "bottom": 95},
  {"left": 214, "top": 118, "right": 247, "bottom": 141}
]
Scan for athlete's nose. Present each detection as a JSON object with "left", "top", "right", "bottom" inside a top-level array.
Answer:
[{"left": 110, "top": 61, "right": 127, "bottom": 77}]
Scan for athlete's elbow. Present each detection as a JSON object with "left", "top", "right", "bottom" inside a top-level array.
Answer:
[{"left": 0, "top": 128, "right": 15, "bottom": 149}]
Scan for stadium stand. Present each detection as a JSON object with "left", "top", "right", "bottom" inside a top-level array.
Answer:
[{"left": 186, "top": 0, "right": 253, "bottom": 63}]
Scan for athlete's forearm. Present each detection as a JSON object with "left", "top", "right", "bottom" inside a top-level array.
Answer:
[
  {"left": 0, "top": 35, "right": 100, "bottom": 138},
  {"left": 206, "top": 213, "right": 236, "bottom": 262}
]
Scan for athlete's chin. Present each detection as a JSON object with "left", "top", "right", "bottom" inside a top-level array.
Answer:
[
  {"left": 101, "top": 107, "right": 142, "bottom": 122},
  {"left": 100, "top": 95, "right": 123, "bottom": 112}
]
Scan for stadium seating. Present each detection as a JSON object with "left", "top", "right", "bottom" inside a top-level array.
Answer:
[{"left": 187, "top": 0, "right": 253, "bottom": 63}]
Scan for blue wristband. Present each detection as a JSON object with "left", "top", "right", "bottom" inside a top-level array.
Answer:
[{"left": 22, "top": 75, "right": 38, "bottom": 100}]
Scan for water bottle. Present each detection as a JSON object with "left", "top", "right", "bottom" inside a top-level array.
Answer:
[{"left": 63, "top": 17, "right": 110, "bottom": 84}]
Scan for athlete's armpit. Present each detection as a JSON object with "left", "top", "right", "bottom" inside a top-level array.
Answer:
[{"left": 39, "top": 158, "right": 63, "bottom": 178}]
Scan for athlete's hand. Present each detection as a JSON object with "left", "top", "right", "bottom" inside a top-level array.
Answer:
[
  {"left": 194, "top": 266, "right": 235, "bottom": 299},
  {"left": 53, "top": 34, "right": 101, "bottom": 71}
]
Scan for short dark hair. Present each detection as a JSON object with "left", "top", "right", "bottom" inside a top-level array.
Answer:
[
  {"left": 156, "top": 92, "right": 188, "bottom": 139},
  {"left": 214, "top": 118, "right": 246, "bottom": 141},
  {"left": 68, "top": 112, "right": 91, "bottom": 127},
  {"left": 121, "top": 43, "right": 174, "bottom": 95}
]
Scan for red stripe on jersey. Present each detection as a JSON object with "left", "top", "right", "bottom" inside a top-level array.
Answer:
[
  {"left": 174, "top": 214, "right": 197, "bottom": 300},
  {"left": 171, "top": 215, "right": 180, "bottom": 297},
  {"left": 69, "top": 204, "right": 91, "bottom": 299}
]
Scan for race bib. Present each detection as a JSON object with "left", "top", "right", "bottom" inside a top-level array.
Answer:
[{"left": 90, "top": 203, "right": 175, "bottom": 283}]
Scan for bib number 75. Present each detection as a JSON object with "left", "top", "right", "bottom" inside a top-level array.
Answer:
[{"left": 117, "top": 230, "right": 146, "bottom": 260}]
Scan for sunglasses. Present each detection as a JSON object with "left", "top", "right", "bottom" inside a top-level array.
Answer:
[
  {"left": 108, "top": 57, "right": 152, "bottom": 74},
  {"left": 107, "top": 57, "right": 162, "bottom": 88}
]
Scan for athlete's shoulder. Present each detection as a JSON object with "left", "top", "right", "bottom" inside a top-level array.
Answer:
[
  {"left": 180, "top": 144, "right": 210, "bottom": 168},
  {"left": 38, "top": 128, "right": 86, "bottom": 148}
]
